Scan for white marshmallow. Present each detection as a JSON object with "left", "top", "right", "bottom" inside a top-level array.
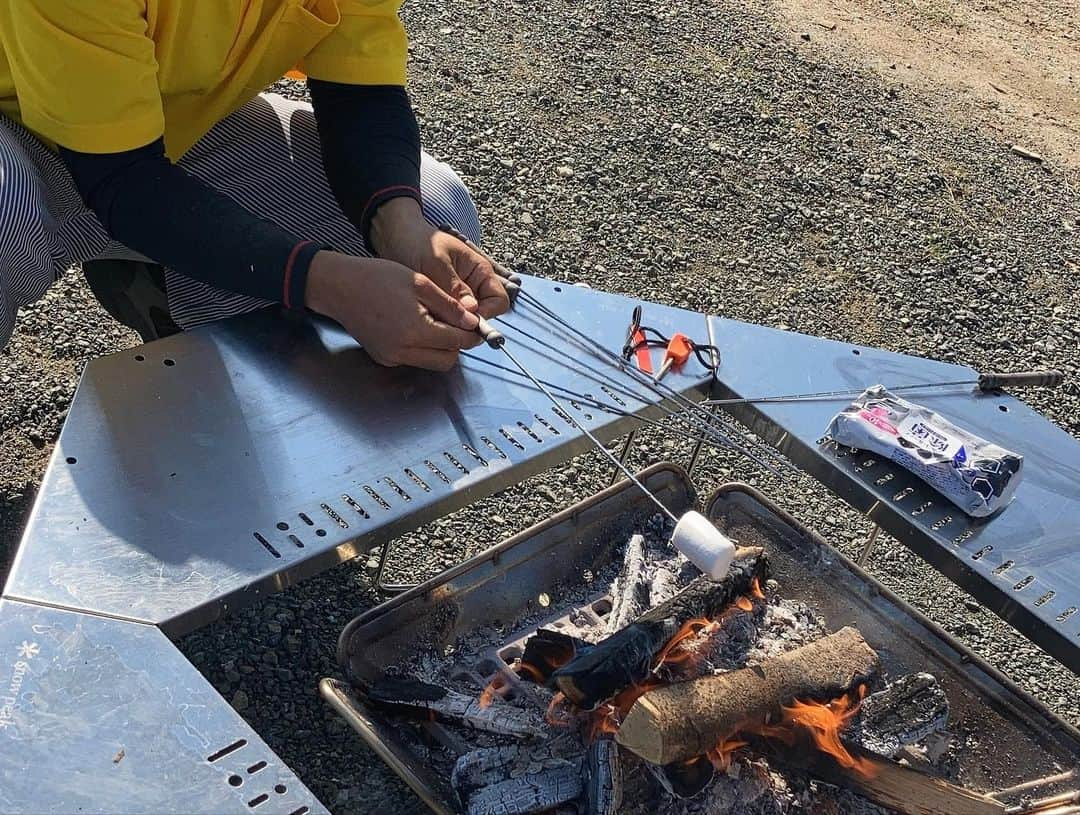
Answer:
[{"left": 670, "top": 511, "right": 736, "bottom": 580}]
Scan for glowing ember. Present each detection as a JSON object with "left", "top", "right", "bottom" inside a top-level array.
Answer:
[{"left": 735, "top": 596, "right": 754, "bottom": 612}]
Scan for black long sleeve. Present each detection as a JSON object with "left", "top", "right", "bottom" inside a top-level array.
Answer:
[
  {"left": 60, "top": 139, "right": 326, "bottom": 310},
  {"left": 308, "top": 80, "right": 422, "bottom": 246}
]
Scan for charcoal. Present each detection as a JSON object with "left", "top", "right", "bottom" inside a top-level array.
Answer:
[
  {"left": 853, "top": 672, "right": 949, "bottom": 757},
  {"left": 584, "top": 738, "right": 622, "bottom": 814},
  {"left": 466, "top": 760, "right": 584, "bottom": 815},
  {"left": 366, "top": 676, "right": 545, "bottom": 738}
]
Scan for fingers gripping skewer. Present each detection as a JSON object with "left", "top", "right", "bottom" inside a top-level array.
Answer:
[{"left": 446, "top": 226, "right": 790, "bottom": 476}]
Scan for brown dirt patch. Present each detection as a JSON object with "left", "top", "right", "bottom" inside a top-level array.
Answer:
[{"left": 772, "top": 0, "right": 1080, "bottom": 168}]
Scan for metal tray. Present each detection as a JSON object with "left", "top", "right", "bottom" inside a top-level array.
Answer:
[{"left": 323, "top": 463, "right": 1080, "bottom": 814}]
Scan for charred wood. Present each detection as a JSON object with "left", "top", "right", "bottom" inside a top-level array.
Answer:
[
  {"left": 465, "top": 760, "right": 584, "bottom": 815},
  {"left": 615, "top": 626, "right": 879, "bottom": 764},
  {"left": 452, "top": 740, "right": 583, "bottom": 801},
  {"left": 551, "top": 547, "right": 769, "bottom": 709},
  {"left": 853, "top": 672, "right": 949, "bottom": 758},
  {"left": 453, "top": 746, "right": 525, "bottom": 799},
  {"left": 765, "top": 738, "right": 1006, "bottom": 815},
  {"left": 606, "top": 534, "right": 650, "bottom": 634},
  {"left": 585, "top": 738, "right": 623, "bottom": 814},
  {"left": 365, "top": 677, "right": 545, "bottom": 739},
  {"left": 648, "top": 566, "right": 679, "bottom": 608},
  {"left": 520, "top": 629, "right": 587, "bottom": 683}
]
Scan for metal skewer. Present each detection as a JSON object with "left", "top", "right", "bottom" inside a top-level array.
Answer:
[
  {"left": 497, "top": 343, "right": 679, "bottom": 523},
  {"left": 703, "top": 370, "right": 1065, "bottom": 408},
  {"left": 508, "top": 294, "right": 792, "bottom": 471},
  {"left": 468, "top": 302, "right": 679, "bottom": 519},
  {"left": 448, "top": 227, "right": 789, "bottom": 472},
  {"left": 461, "top": 350, "right": 765, "bottom": 452},
  {"left": 495, "top": 316, "right": 788, "bottom": 475}
]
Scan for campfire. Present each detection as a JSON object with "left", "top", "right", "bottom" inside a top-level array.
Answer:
[{"left": 356, "top": 512, "right": 1035, "bottom": 815}]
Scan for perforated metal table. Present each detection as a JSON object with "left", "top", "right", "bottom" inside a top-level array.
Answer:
[{"left": 1, "top": 274, "right": 1076, "bottom": 813}]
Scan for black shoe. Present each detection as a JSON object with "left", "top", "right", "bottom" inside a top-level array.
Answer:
[{"left": 82, "top": 259, "right": 182, "bottom": 343}]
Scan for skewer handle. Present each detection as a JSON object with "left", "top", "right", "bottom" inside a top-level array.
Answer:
[
  {"left": 977, "top": 370, "right": 1064, "bottom": 391},
  {"left": 476, "top": 316, "right": 505, "bottom": 348},
  {"left": 501, "top": 277, "right": 521, "bottom": 306},
  {"left": 437, "top": 223, "right": 523, "bottom": 287}
]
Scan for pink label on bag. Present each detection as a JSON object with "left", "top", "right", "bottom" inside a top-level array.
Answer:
[{"left": 858, "top": 406, "right": 899, "bottom": 435}]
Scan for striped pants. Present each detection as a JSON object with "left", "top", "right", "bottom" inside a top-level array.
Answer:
[{"left": 0, "top": 93, "right": 481, "bottom": 347}]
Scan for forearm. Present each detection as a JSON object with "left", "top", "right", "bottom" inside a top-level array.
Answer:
[
  {"left": 60, "top": 140, "right": 325, "bottom": 308},
  {"left": 307, "top": 79, "right": 421, "bottom": 247}
]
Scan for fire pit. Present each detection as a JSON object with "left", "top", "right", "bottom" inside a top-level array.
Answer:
[{"left": 322, "top": 464, "right": 1079, "bottom": 814}]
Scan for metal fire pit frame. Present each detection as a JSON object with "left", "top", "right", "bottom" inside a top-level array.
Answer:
[{"left": 325, "top": 464, "right": 1080, "bottom": 814}]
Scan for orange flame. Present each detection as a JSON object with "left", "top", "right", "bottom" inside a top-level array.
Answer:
[
  {"left": 707, "top": 736, "right": 749, "bottom": 772},
  {"left": 478, "top": 674, "right": 510, "bottom": 710},
  {"left": 586, "top": 678, "right": 663, "bottom": 741},
  {"left": 709, "top": 685, "right": 877, "bottom": 778},
  {"left": 652, "top": 617, "right": 719, "bottom": 668},
  {"left": 515, "top": 660, "right": 546, "bottom": 684},
  {"left": 650, "top": 591, "right": 762, "bottom": 674},
  {"left": 546, "top": 692, "right": 576, "bottom": 727},
  {"left": 751, "top": 577, "right": 766, "bottom": 600},
  {"left": 774, "top": 687, "right": 876, "bottom": 776}
]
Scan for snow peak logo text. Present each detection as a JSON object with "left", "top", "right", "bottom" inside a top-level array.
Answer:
[{"left": 0, "top": 641, "right": 38, "bottom": 731}]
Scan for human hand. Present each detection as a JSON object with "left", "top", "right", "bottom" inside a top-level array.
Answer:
[
  {"left": 370, "top": 198, "right": 510, "bottom": 319},
  {"left": 304, "top": 250, "right": 482, "bottom": 371}
]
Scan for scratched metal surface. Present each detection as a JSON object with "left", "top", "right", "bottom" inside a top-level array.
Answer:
[
  {"left": 0, "top": 598, "right": 327, "bottom": 814},
  {"left": 707, "top": 315, "right": 1080, "bottom": 672},
  {"left": 1, "top": 276, "right": 713, "bottom": 636}
]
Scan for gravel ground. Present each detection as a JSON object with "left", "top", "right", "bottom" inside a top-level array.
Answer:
[{"left": 1, "top": 0, "right": 1078, "bottom": 811}]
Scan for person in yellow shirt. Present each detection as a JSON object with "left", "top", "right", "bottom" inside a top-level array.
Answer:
[{"left": 0, "top": 1, "right": 508, "bottom": 369}]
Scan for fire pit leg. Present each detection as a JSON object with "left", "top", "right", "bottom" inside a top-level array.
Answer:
[
  {"left": 686, "top": 405, "right": 718, "bottom": 475},
  {"left": 374, "top": 538, "right": 418, "bottom": 595},
  {"left": 609, "top": 431, "right": 639, "bottom": 486},
  {"left": 857, "top": 520, "right": 882, "bottom": 567}
]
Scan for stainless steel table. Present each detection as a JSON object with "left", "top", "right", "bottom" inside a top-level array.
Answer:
[{"left": 2, "top": 274, "right": 1076, "bottom": 813}]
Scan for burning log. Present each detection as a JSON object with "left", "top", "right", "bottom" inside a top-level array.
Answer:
[
  {"left": 768, "top": 737, "right": 1006, "bottom": 815},
  {"left": 550, "top": 547, "right": 769, "bottom": 709},
  {"left": 584, "top": 737, "right": 622, "bottom": 814},
  {"left": 615, "top": 626, "right": 879, "bottom": 765},
  {"left": 853, "top": 672, "right": 949, "bottom": 758},
  {"left": 465, "top": 760, "right": 584, "bottom": 815},
  {"left": 520, "top": 629, "right": 587, "bottom": 684},
  {"left": 365, "top": 677, "right": 545, "bottom": 739},
  {"left": 606, "top": 534, "right": 650, "bottom": 634}
]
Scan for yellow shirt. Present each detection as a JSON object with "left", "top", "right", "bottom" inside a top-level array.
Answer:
[{"left": 0, "top": 0, "right": 407, "bottom": 159}]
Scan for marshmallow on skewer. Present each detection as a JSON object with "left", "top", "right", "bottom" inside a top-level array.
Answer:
[{"left": 670, "top": 511, "right": 737, "bottom": 580}]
